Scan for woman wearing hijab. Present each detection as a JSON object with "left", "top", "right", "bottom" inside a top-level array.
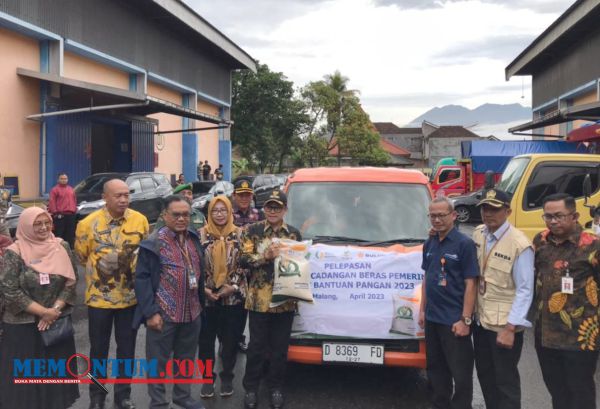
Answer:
[
  {"left": 198, "top": 196, "right": 247, "bottom": 399},
  {"left": 0, "top": 207, "right": 79, "bottom": 409}
]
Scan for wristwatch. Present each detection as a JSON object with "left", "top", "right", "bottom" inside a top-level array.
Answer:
[{"left": 462, "top": 316, "right": 473, "bottom": 326}]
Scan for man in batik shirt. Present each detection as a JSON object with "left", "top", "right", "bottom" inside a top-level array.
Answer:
[
  {"left": 241, "top": 190, "right": 300, "bottom": 409},
  {"left": 75, "top": 179, "right": 149, "bottom": 409},
  {"left": 530, "top": 193, "right": 600, "bottom": 409}
]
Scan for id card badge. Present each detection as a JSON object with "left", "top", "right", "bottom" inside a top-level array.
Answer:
[
  {"left": 562, "top": 276, "right": 574, "bottom": 294},
  {"left": 188, "top": 270, "right": 198, "bottom": 290},
  {"left": 437, "top": 273, "right": 447, "bottom": 287},
  {"left": 438, "top": 257, "right": 447, "bottom": 286},
  {"left": 39, "top": 273, "right": 50, "bottom": 285}
]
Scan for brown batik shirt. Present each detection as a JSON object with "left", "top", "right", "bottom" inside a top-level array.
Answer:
[
  {"left": 201, "top": 228, "right": 247, "bottom": 307},
  {"left": 530, "top": 225, "right": 600, "bottom": 351},
  {"left": 241, "top": 220, "right": 301, "bottom": 313}
]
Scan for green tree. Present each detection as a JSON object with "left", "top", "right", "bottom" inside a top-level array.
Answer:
[
  {"left": 301, "top": 70, "right": 358, "bottom": 147},
  {"left": 301, "top": 71, "right": 388, "bottom": 166},
  {"left": 335, "top": 101, "right": 389, "bottom": 166},
  {"left": 298, "top": 133, "right": 329, "bottom": 167},
  {"left": 231, "top": 63, "right": 308, "bottom": 172},
  {"left": 231, "top": 158, "right": 250, "bottom": 178}
]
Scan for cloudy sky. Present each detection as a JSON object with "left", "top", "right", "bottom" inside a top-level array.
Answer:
[{"left": 185, "top": 0, "right": 573, "bottom": 127}]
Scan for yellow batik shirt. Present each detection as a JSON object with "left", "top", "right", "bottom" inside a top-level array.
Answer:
[{"left": 75, "top": 208, "right": 149, "bottom": 308}]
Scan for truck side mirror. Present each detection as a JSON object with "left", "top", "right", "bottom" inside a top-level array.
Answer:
[
  {"left": 584, "top": 174, "right": 592, "bottom": 199},
  {"left": 484, "top": 171, "right": 495, "bottom": 189}
]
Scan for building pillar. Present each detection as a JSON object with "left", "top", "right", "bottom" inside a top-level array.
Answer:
[
  {"left": 219, "top": 140, "right": 232, "bottom": 182},
  {"left": 181, "top": 94, "right": 198, "bottom": 181},
  {"left": 218, "top": 106, "right": 231, "bottom": 181}
]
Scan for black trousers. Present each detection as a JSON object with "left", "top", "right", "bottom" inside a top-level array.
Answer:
[
  {"left": 146, "top": 315, "right": 202, "bottom": 409},
  {"left": 88, "top": 306, "right": 137, "bottom": 403},
  {"left": 536, "top": 344, "right": 599, "bottom": 409},
  {"left": 473, "top": 325, "right": 523, "bottom": 409},
  {"left": 198, "top": 304, "right": 245, "bottom": 383},
  {"left": 52, "top": 214, "right": 76, "bottom": 248},
  {"left": 243, "top": 311, "right": 294, "bottom": 392},
  {"left": 425, "top": 320, "right": 474, "bottom": 409},
  {"left": 236, "top": 308, "right": 249, "bottom": 344}
]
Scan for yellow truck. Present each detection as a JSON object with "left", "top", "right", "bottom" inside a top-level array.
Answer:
[{"left": 495, "top": 153, "right": 600, "bottom": 240}]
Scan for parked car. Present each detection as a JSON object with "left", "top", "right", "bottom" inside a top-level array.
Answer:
[
  {"left": 5, "top": 202, "right": 23, "bottom": 238},
  {"left": 190, "top": 181, "right": 216, "bottom": 198},
  {"left": 274, "top": 173, "right": 289, "bottom": 186},
  {"left": 233, "top": 175, "right": 256, "bottom": 186},
  {"left": 253, "top": 174, "right": 282, "bottom": 208},
  {"left": 191, "top": 181, "right": 234, "bottom": 214},
  {"left": 450, "top": 190, "right": 483, "bottom": 223},
  {"left": 75, "top": 172, "right": 173, "bottom": 223}
]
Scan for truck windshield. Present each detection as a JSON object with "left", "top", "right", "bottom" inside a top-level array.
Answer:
[
  {"left": 285, "top": 182, "right": 430, "bottom": 242},
  {"left": 496, "top": 157, "right": 531, "bottom": 195}
]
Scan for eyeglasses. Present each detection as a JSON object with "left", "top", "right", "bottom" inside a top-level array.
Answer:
[
  {"left": 211, "top": 208, "right": 228, "bottom": 215},
  {"left": 428, "top": 212, "right": 452, "bottom": 220},
  {"left": 541, "top": 212, "right": 574, "bottom": 222},
  {"left": 264, "top": 205, "right": 284, "bottom": 213},
  {"left": 168, "top": 212, "right": 190, "bottom": 220},
  {"left": 33, "top": 221, "right": 53, "bottom": 229}
]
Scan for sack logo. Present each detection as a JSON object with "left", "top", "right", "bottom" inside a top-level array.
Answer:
[{"left": 278, "top": 259, "right": 301, "bottom": 277}]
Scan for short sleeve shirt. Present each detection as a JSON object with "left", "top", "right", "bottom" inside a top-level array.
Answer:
[{"left": 422, "top": 228, "right": 479, "bottom": 326}]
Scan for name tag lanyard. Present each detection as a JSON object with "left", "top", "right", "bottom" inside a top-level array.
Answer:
[
  {"left": 177, "top": 237, "right": 198, "bottom": 290},
  {"left": 479, "top": 227, "right": 510, "bottom": 295},
  {"left": 562, "top": 262, "right": 573, "bottom": 294},
  {"left": 438, "top": 257, "right": 447, "bottom": 287}
]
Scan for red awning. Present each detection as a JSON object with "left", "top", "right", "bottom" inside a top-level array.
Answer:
[{"left": 567, "top": 124, "right": 600, "bottom": 142}]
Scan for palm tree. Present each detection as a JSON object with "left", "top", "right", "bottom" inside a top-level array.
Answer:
[{"left": 323, "top": 71, "right": 359, "bottom": 164}]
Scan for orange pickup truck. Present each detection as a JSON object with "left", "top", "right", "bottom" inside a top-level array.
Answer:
[{"left": 283, "top": 167, "right": 430, "bottom": 368}]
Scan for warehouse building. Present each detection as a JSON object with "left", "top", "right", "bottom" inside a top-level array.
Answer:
[{"left": 0, "top": 0, "right": 255, "bottom": 198}]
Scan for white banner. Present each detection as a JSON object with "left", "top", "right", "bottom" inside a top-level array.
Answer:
[{"left": 293, "top": 244, "right": 425, "bottom": 339}]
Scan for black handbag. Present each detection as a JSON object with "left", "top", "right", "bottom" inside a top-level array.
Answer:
[{"left": 40, "top": 315, "right": 74, "bottom": 347}]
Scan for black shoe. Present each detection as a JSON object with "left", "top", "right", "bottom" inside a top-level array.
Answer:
[
  {"left": 114, "top": 399, "right": 136, "bottom": 409},
  {"left": 173, "top": 398, "right": 205, "bottom": 409},
  {"left": 199, "top": 383, "right": 214, "bottom": 398},
  {"left": 244, "top": 391, "right": 258, "bottom": 409},
  {"left": 220, "top": 381, "right": 234, "bottom": 397},
  {"left": 89, "top": 401, "right": 105, "bottom": 409},
  {"left": 270, "top": 390, "right": 284, "bottom": 409},
  {"left": 238, "top": 341, "right": 248, "bottom": 352}
]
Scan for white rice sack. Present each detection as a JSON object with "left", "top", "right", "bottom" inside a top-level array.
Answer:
[
  {"left": 270, "top": 239, "right": 314, "bottom": 307},
  {"left": 389, "top": 286, "right": 424, "bottom": 337}
]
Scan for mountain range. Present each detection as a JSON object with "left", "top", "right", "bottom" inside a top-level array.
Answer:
[
  {"left": 406, "top": 103, "right": 533, "bottom": 139},
  {"left": 407, "top": 103, "right": 532, "bottom": 127}
]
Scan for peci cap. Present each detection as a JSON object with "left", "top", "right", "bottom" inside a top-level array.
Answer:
[
  {"left": 477, "top": 188, "right": 511, "bottom": 208},
  {"left": 264, "top": 189, "right": 287, "bottom": 207},
  {"left": 234, "top": 179, "right": 254, "bottom": 194},
  {"left": 173, "top": 183, "right": 193, "bottom": 194}
]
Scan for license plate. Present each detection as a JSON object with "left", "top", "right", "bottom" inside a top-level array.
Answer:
[{"left": 322, "top": 343, "right": 384, "bottom": 365}]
